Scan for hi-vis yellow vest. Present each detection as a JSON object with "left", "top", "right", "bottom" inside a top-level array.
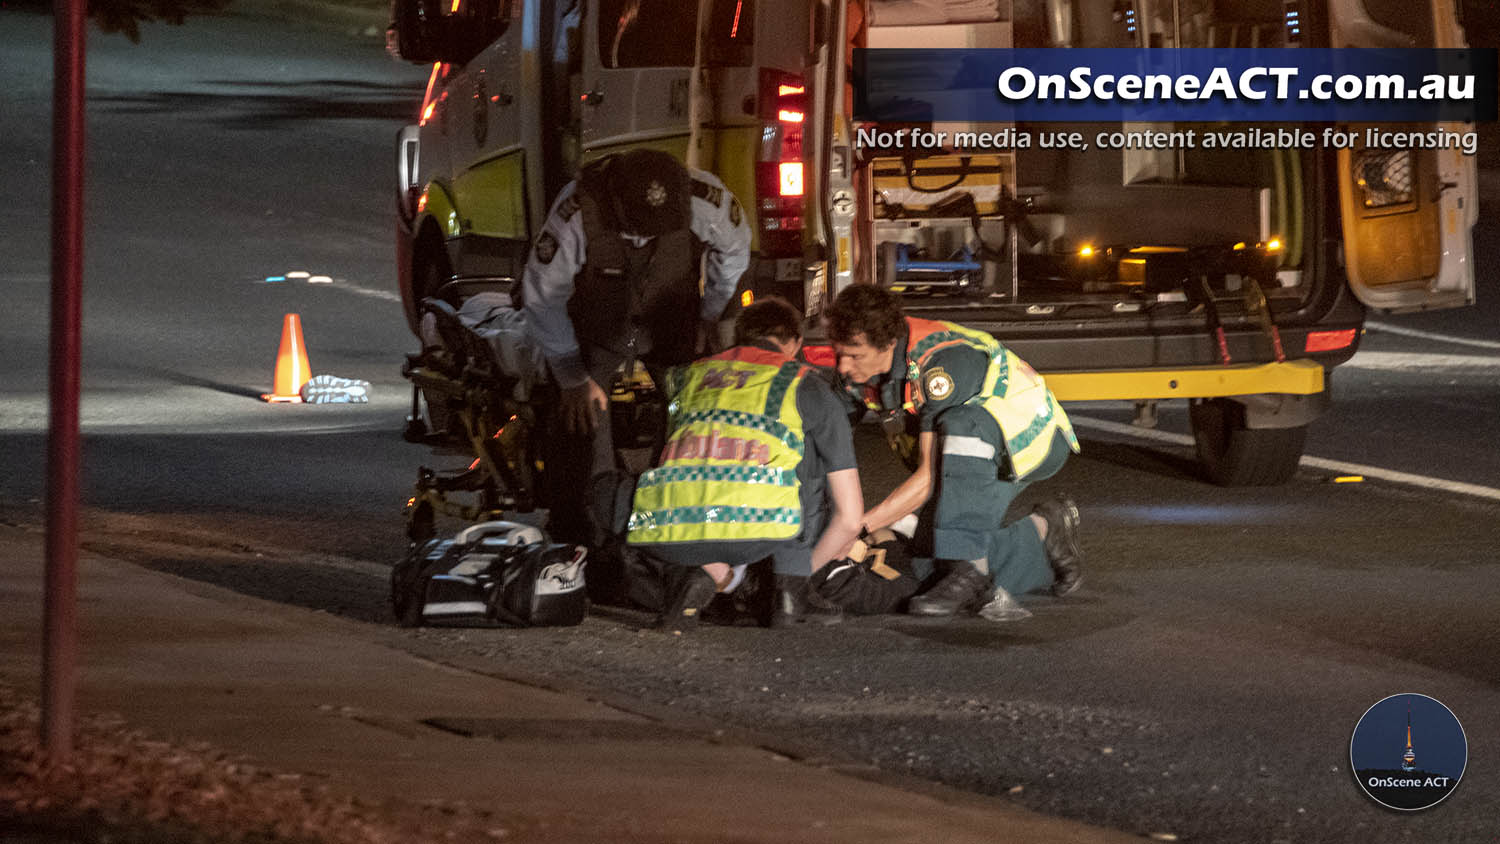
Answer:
[
  {"left": 905, "top": 317, "right": 1079, "bottom": 480},
  {"left": 627, "top": 346, "right": 809, "bottom": 545}
]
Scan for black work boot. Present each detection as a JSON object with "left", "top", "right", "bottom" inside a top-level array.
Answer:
[
  {"left": 1033, "top": 495, "right": 1083, "bottom": 597},
  {"left": 906, "top": 560, "right": 994, "bottom": 616},
  {"left": 656, "top": 566, "right": 718, "bottom": 632},
  {"left": 768, "top": 574, "right": 843, "bottom": 628}
]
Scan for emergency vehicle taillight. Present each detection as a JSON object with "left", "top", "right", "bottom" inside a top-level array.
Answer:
[
  {"left": 757, "top": 70, "right": 806, "bottom": 256},
  {"left": 1304, "top": 329, "right": 1356, "bottom": 353}
]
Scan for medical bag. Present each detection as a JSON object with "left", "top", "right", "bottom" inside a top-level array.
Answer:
[{"left": 391, "top": 521, "right": 588, "bottom": 628}]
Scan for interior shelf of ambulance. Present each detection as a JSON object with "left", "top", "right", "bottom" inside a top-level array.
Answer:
[
  {"left": 861, "top": 0, "right": 1312, "bottom": 323},
  {"left": 866, "top": 143, "right": 1310, "bottom": 323}
]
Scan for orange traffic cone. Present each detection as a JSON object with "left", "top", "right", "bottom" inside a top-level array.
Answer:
[{"left": 261, "top": 313, "right": 312, "bottom": 403}]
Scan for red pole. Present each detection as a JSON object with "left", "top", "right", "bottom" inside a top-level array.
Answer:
[{"left": 45, "top": 0, "right": 87, "bottom": 763}]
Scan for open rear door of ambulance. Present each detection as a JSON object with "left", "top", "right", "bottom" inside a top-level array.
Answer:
[{"left": 1333, "top": 0, "right": 1477, "bottom": 313}]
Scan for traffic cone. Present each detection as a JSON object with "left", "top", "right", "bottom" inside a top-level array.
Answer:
[{"left": 261, "top": 313, "right": 312, "bottom": 403}]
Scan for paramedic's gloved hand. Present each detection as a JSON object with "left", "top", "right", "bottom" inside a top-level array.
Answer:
[{"left": 561, "top": 378, "right": 609, "bottom": 434}]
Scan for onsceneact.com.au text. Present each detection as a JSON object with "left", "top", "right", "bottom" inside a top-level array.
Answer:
[{"left": 996, "top": 67, "right": 1477, "bottom": 103}]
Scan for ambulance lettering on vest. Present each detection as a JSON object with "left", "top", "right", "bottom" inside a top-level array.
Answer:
[
  {"left": 661, "top": 427, "right": 772, "bottom": 464},
  {"left": 629, "top": 347, "right": 806, "bottom": 545},
  {"left": 700, "top": 366, "right": 754, "bottom": 390}
]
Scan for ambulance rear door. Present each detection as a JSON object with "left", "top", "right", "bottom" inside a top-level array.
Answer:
[
  {"left": 1332, "top": 0, "right": 1477, "bottom": 313},
  {"left": 579, "top": 0, "right": 699, "bottom": 152}
]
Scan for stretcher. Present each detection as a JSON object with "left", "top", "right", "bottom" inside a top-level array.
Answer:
[
  {"left": 399, "top": 293, "right": 667, "bottom": 546},
  {"left": 401, "top": 294, "right": 547, "bottom": 543}
]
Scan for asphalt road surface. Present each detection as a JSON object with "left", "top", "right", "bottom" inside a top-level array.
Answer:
[{"left": 2, "top": 8, "right": 1498, "bottom": 843}]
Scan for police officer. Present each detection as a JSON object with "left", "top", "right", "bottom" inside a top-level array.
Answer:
[
  {"left": 824, "top": 285, "right": 1084, "bottom": 619},
  {"left": 522, "top": 149, "right": 751, "bottom": 547},
  {"left": 628, "top": 298, "right": 864, "bottom": 631}
]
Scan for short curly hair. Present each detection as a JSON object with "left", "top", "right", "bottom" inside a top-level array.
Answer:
[
  {"left": 733, "top": 296, "right": 803, "bottom": 346},
  {"left": 825, "top": 285, "right": 905, "bottom": 349}
]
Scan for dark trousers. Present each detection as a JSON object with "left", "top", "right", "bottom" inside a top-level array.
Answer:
[
  {"left": 547, "top": 345, "right": 670, "bottom": 547},
  {"left": 923, "top": 407, "right": 1071, "bottom": 597}
]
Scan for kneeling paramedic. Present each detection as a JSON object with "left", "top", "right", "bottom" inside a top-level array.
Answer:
[
  {"left": 824, "top": 285, "right": 1084, "bottom": 619},
  {"left": 522, "top": 149, "right": 752, "bottom": 548},
  {"left": 627, "top": 298, "right": 865, "bottom": 630}
]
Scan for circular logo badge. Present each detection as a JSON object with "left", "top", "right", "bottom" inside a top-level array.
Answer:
[
  {"left": 924, "top": 367, "right": 954, "bottom": 401},
  {"left": 1350, "top": 693, "right": 1466, "bottom": 811}
]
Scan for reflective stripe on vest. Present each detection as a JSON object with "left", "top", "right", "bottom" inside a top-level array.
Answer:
[
  {"left": 628, "top": 347, "right": 808, "bottom": 544},
  {"left": 903, "top": 317, "right": 1079, "bottom": 480}
]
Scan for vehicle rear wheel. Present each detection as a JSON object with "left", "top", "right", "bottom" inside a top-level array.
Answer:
[{"left": 1189, "top": 398, "right": 1307, "bottom": 486}]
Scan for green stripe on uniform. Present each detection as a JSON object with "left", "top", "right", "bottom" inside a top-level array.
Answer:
[
  {"left": 635, "top": 465, "right": 797, "bottom": 488},
  {"left": 762, "top": 361, "right": 803, "bottom": 417},
  {"left": 1004, "top": 405, "right": 1055, "bottom": 458},
  {"left": 627, "top": 505, "right": 802, "bottom": 531},
  {"left": 909, "top": 331, "right": 970, "bottom": 361}
]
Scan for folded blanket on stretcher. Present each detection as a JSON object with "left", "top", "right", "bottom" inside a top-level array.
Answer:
[{"left": 419, "top": 292, "right": 547, "bottom": 398}]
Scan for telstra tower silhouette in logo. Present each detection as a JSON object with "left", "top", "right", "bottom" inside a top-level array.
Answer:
[{"left": 1401, "top": 704, "right": 1416, "bottom": 772}]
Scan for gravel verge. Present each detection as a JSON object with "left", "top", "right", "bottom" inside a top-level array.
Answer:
[{"left": 0, "top": 684, "right": 512, "bottom": 844}]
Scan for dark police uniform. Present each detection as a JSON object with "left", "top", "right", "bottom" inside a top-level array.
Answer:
[{"left": 521, "top": 152, "right": 751, "bottom": 546}]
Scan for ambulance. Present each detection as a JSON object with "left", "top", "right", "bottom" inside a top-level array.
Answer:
[{"left": 387, "top": 0, "right": 1477, "bottom": 485}]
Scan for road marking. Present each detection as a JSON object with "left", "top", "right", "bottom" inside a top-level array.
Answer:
[
  {"left": 327, "top": 279, "right": 402, "bottom": 302},
  {"left": 1364, "top": 320, "right": 1500, "bottom": 351},
  {"left": 1342, "top": 351, "right": 1500, "bottom": 371},
  {"left": 254, "top": 273, "right": 403, "bottom": 303},
  {"left": 1070, "top": 415, "right": 1500, "bottom": 503}
]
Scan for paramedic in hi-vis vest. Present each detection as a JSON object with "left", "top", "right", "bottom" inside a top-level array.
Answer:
[
  {"left": 824, "top": 285, "right": 1084, "bottom": 620},
  {"left": 628, "top": 298, "right": 865, "bottom": 631},
  {"left": 522, "top": 150, "right": 751, "bottom": 548}
]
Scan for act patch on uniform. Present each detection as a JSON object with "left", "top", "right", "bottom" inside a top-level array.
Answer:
[
  {"left": 534, "top": 232, "right": 558, "bottom": 264},
  {"left": 924, "top": 367, "right": 954, "bottom": 401},
  {"left": 728, "top": 197, "right": 743, "bottom": 227}
]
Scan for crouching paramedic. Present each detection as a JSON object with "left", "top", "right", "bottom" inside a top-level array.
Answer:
[
  {"left": 522, "top": 149, "right": 751, "bottom": 547},
  {"left": 627, "top": 298, "right": 864, "bottom": 630},
  {"left": 824, "top": 285, "right": 1084, "bottom": 619}
]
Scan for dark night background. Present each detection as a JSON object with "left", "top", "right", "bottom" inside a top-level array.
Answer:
[{"left": 1351, "top": 693, "right": 1467, "bottom": 777}]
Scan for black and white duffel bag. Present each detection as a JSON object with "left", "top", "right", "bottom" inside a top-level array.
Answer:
[{"left": 392, "top": 521, "right": 588, "bottom": 628}]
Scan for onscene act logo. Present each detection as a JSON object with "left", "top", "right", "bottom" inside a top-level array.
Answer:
[{"left": 1350, "top": 693, "right": 1467, "bottom": 811}]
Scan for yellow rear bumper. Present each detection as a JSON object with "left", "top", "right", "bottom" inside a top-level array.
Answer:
[{"left": 1045, "top": 359, "right": 1325, "bottom": 402}]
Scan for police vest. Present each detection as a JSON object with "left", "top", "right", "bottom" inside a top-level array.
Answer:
[
  {"left": 901, "top": 317, "right": 1079, "bottom": 480},
  {"left": 567, "top": 161, "right": 704, "bottom": 366},
  {"left": 628, "top": 346, "right": 810, "bottom": 545}
]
